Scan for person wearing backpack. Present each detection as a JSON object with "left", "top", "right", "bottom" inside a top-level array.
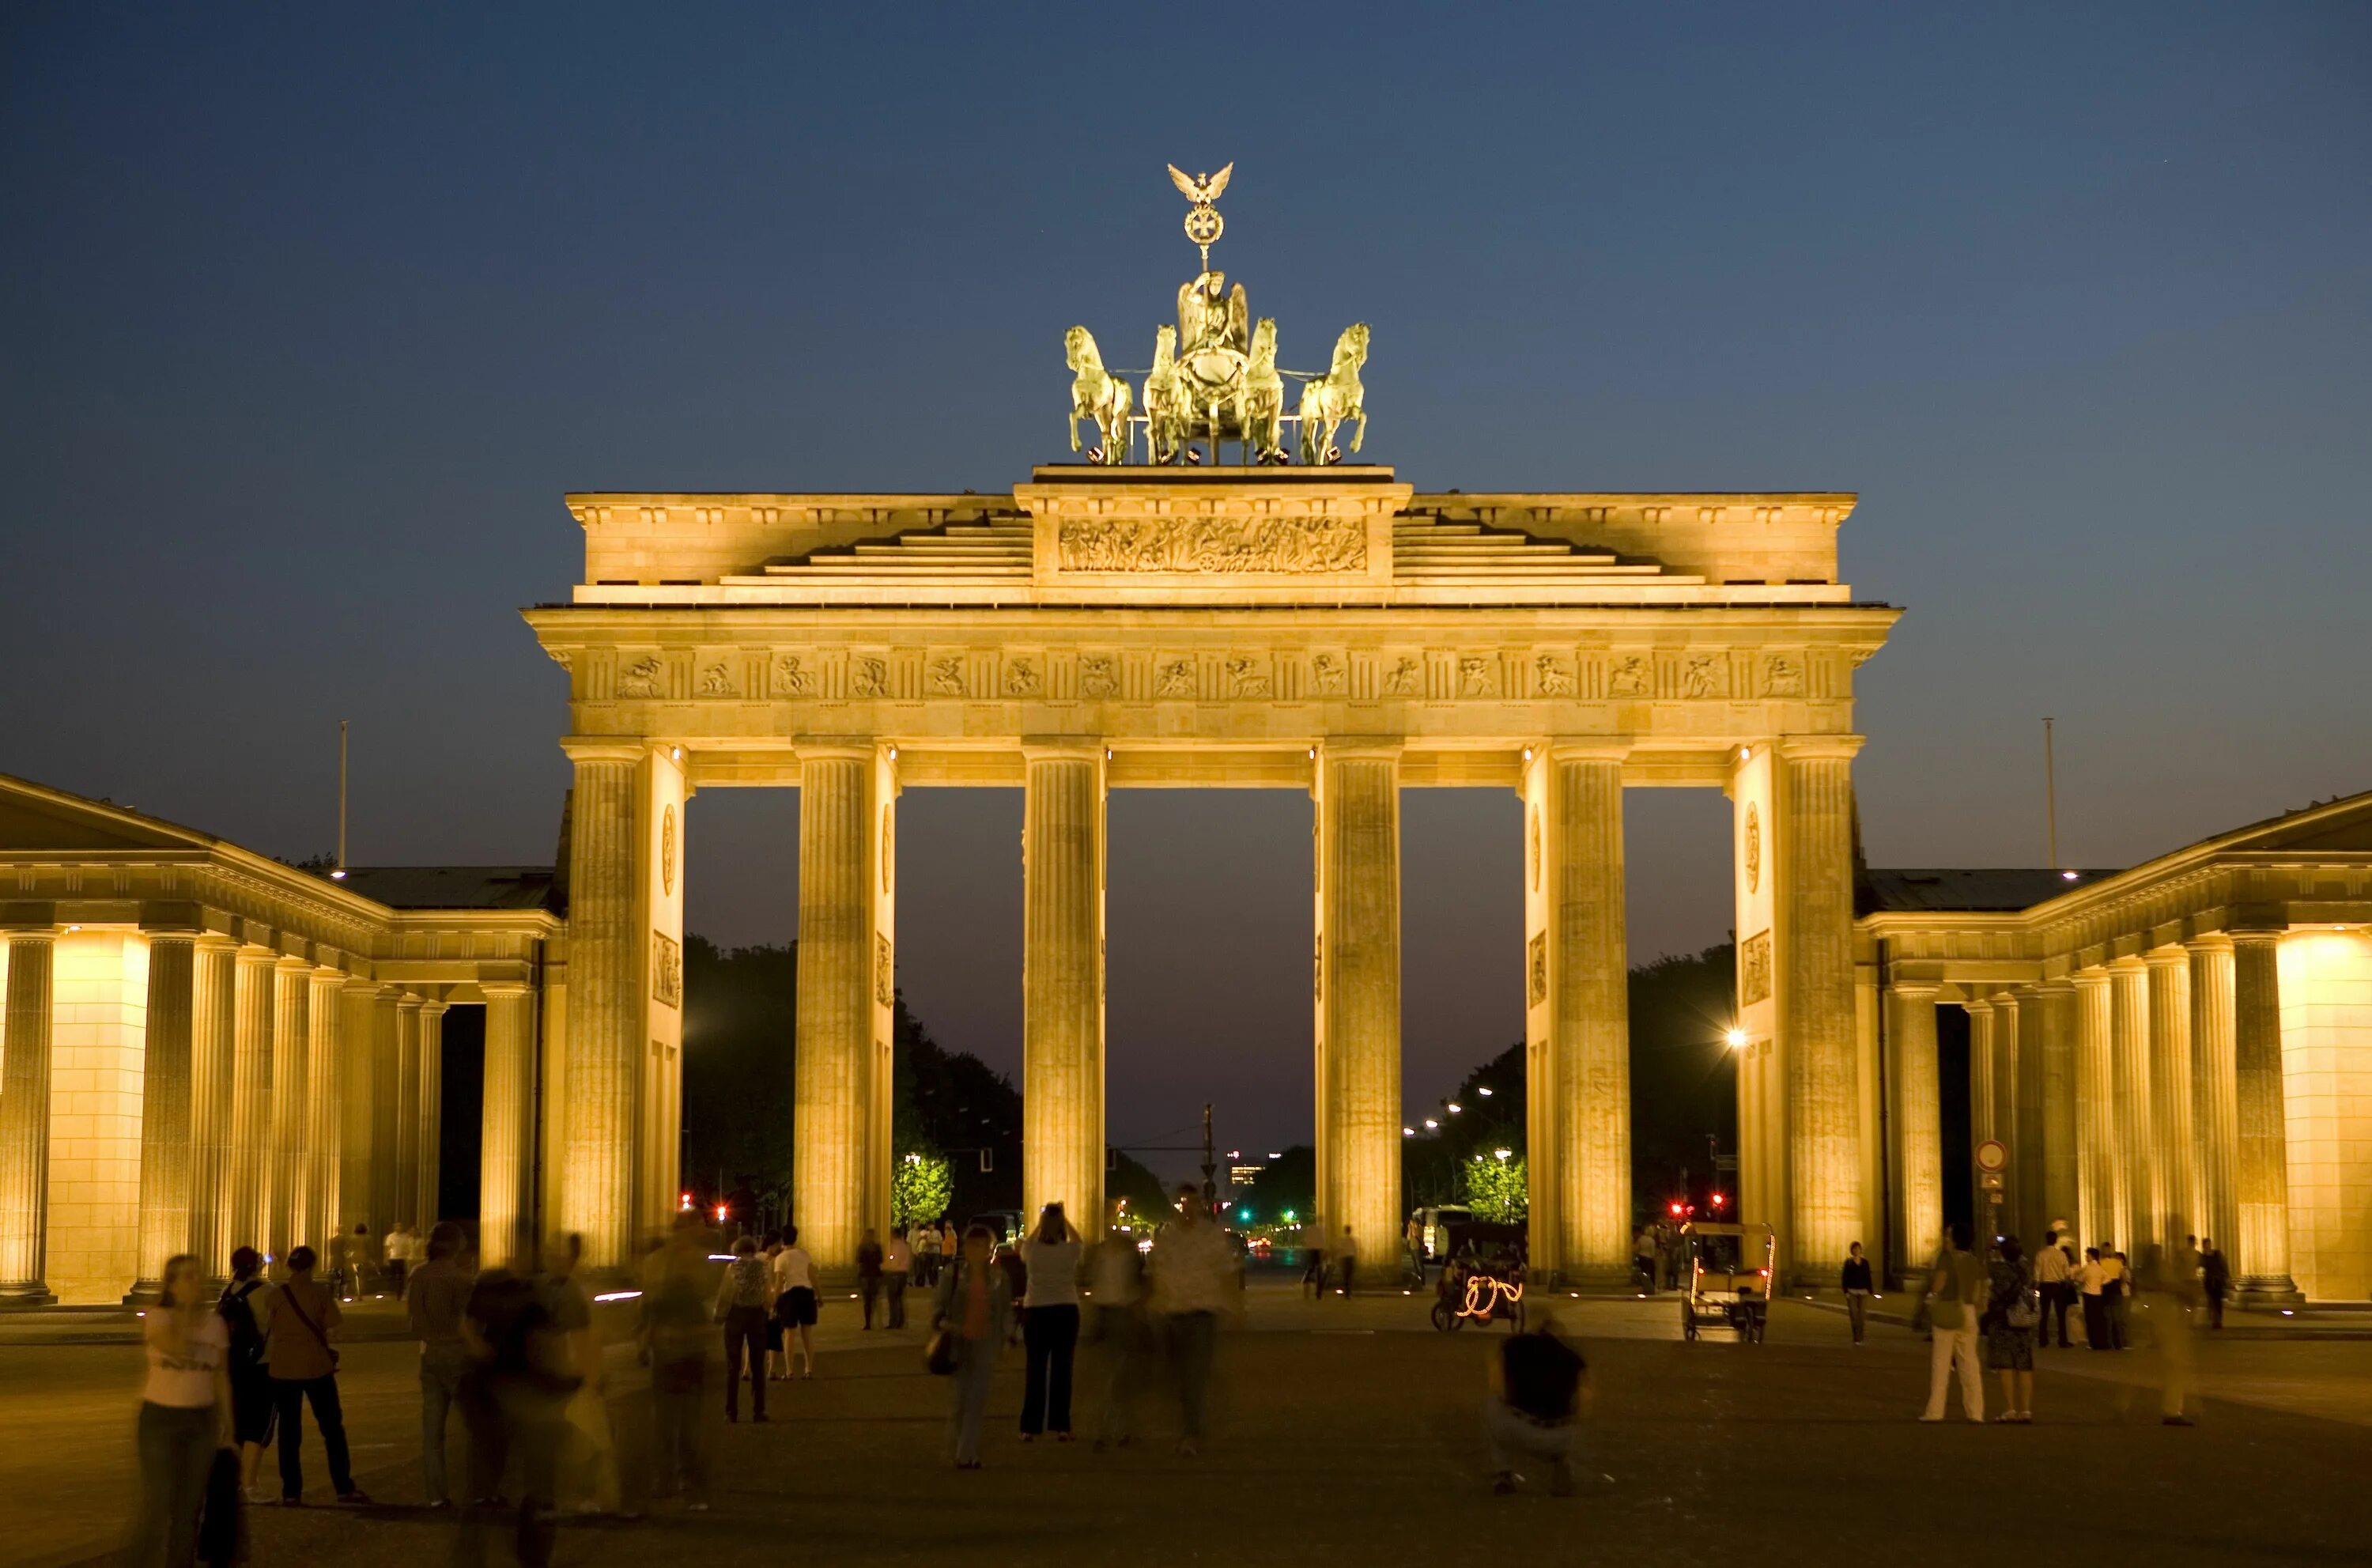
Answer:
[
  {"left": 1983, "top": 1234, "right": 2038, "bottom": 1423},
  {"left": 216, "top": 1247, "right": 275, "bottom": 1503},
  {"left": 257, "top": 1245, "right": 369, "bottom": 1504}
]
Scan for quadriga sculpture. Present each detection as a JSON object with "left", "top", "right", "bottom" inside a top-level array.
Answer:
[
  {"left": 1064, "top": 325, "right": 1134, "bottom": 465},
  {"left": 1297, "top": 322, "right": 1370, "bottom": 466}
]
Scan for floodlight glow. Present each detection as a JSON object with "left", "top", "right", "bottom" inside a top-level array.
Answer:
[{"left": 1725, "top": 1027, "right": 1748, "bottom": 1049}]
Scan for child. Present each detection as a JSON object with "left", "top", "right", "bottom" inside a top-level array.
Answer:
[{"left": 1487, "top": 1317, "right": 1588, "bottom": 1495}]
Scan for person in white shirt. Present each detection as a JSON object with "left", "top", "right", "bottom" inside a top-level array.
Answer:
[
  {"left": 1149, "top": 1185, "right": 1241, "bottom": 1456},
  {"left": 2076, "top": 1246, "right": 2112, "bottom": 1350},
  {"left": 1016, "top": 1204, "right": 1084, "bottom": 1441},
  {"left": 884, "top": 1226, "right": 914, "bottom": 1329},
  {"left": 2033, "top": 1230, "right": 2076, "bottom": 1347},
  {"left": 127, "top": 1254, "right": 232, "bottom": 1566},
  {"left": 772, "top": 1226, "right": 819, "bottom": 1377}
]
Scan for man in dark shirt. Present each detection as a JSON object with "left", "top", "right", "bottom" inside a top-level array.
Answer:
[
  {"left": 405, "top": 1222, "right": 474, "bottom": 1508},
  {"left": 1486, "top": 1320, "right": 1588, "bottom": 1495}
]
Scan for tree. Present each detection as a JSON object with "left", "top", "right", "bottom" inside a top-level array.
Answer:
[
  {"left": 892, "top": 1149, "right": 954, "bottom": 1230},
  {"left": 1464, "top": 1154, "right": 1528, "bottom": 1222}
]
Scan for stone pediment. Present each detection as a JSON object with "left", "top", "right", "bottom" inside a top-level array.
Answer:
[{"left": 0, "top": 773, "right": 214, "bottom": 852}]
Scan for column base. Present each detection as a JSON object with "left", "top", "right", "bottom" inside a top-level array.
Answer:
[
  {"left": 0, "top": 1284, "right": 59, "bottom": 1309},
  {"left": 122, "top": 1281, "right": 164, "bottom": 1306},
  {"left": 2235, "top": 1276, "right": 2306, "bottom": 1308}
]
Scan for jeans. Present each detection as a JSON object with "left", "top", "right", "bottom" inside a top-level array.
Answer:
[
  {"left": 271, "top": 1375, "right": 354, "bottom": 1498},
  {"left": 885, "top": 1271, "right": 908, "bottom": 1329},
  {"left": 948, "top": 1337, "right": 998, "bottom": 1464},
  {"left": 1922, "top": 1321, "right": 1984, "bottom": 1421},
  {"left": 1845, "top": 1289, "right": 1868, "bottom": 1343},
  {"left": 1166, "top": 1311, "right": 1217, "bottom": 1440},
  {"left": 419, "top": 1343, "right": 470, "bottom": 1504},
  {"left": 457, "top": 1370, "right": 560, "bottom": 1568},
  {"left": 2042, "top": 1282, "right": 2074, "bottom": 1347},
  {"left": 1020, "top": 1304, "right": 1080, "bottom": 1434},
  {"left": 127, "top": 1402, "right": 216, "bottom": 1567},
  {"left": 2082, "top": 1291, "right": 2110, "bottom": 1348},
  {"left": 1484, "top": 1398, "right": 1573, "bottom": 1489},
  {"left": 722, "top": 1305, "right": 768, "bottom": 1419},
  {"left": 1094, "top": 1306, "right": 1146, "bottom": 1443},
  {"left": 859, "top": 1275, "right": 881, "bottom": 1328},
  {"left": 650, "top": 1356, "right": 708, "bottom": 1502}
]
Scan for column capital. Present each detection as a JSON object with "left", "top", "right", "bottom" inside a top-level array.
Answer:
[
  {"left": 418, "top": 998, "right": 450, "bottom": 1018},
  {"left": 794, "top": 740, "right": 884, "bottom": 763},
  {"left": 1539, "top": 738, "right": 1634, "bottom": 765},
  {"left": 273, "top": 953, "right": 314, "bottom": 974},
  {"left": 2227, "top": 924, "right": 2287, "bottom": 948},
  {"left": 2106, "top": 954, "right": 2149, "bottom": 976},
  {"left": 2183, "top": 932, "right": 2235, "bottom": 956},
  {"left": 1020, "top": 739, "right": 1110, "bottom": 763},
  {"left": 1315, "top": 739, "right": 1405, "bottom": 761},
  {"left": 559, "top": 737, "right": 652, "bottom": 765},
  {"left": 1887, "top": 980, "right": 1942, "bottom": 1001},
  {"left": 2071, "top": 968, "right": 2112, "bottom": 990},
  {"left": 0, "top": 924, "right": 57, "bottom": 945},
  {"left": 1777, "top": 734, "right": 1865, "bottom": 763},
  {"left": 478, "top": 980, "right": 534, "bottom": 1000},
  {"left": 395, "top": 991, "right": 425, "bottom": 1013},
  {"left": 2143, "top": 946, "right": 2189, "bottom": 973}
]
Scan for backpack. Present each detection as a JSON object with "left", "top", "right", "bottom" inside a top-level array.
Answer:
[{"left": 217, "top": 1280, "right": 267, "bottom": 1370}]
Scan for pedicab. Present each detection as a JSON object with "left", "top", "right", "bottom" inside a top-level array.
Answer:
[
  {"left": 1430, "top": 1245, "right": 1528, "bottom": 1333},
  {"left": 1679, "top": 1221, "right": 1776, "bottom": 1343}
]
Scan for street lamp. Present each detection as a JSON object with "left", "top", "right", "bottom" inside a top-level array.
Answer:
[
  {"left": 1493, "top": 1147, "right": 1512, "bottom": 1162},
  {"left": 1446, "top": 1102, "right": 1464, "bottom": 1115},
  {"left": 1476, "top": 1086, "right": 1493, "bottom": 1097},
  {"left": 1724, "top": 1027, "right": 1748, "bottom": 1050},
  {"left": 1423, "top": 1118, "right": 1439, "bottom": 1130}
]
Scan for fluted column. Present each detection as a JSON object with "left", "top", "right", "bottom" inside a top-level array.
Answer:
[
  {"left": 1313, "top": 746, "right": 1402, "bottom": 1286},
  {"left": 304, "top": 970, "right": 342, "bottom": 1259},
  {"left": 2109, "top": 958, "right": 2152, "bottom": 1249},
  {"left": 368, "top": 987, "right": 401, "bottom": 1244},
  {"left": 1887, "top": 984, "right": 1941, "bottom": 1275},
  {"left": 2145, "top": 950, "right": 2196, "bottom": 1237},
  {"left": 793, "top": 746, "right": 888, "bottom": 1276},
  {"left": 2025, "top": 984, "right": 2077, "bottom": 1246},
  {"left": 128, "top": 933, "right": 198, "bottom": 1301},
  {"left": 0, "top": 928, "right": 58, "bottom": 1304},
  {"left": 417, "top": 1000, "right": 445, "bottom": 1227},
  {"left": 187, "top": 938, "right": 238, "bottom": 1278},
  {"left": 2072, "top": 971, "right": 2114, "bottom": 1251},
  {"left": 395, "top": 996, "right": 423, "bottom": 1228},
  {"left": 2186, "top": 938, "right": 2240, "bottom": 1263},
  {"left": 558, "top": 747, "right": 641, "bottom": 1270},
  {"left": 1778, "top": 742, "right": 1864, "bottom": 1282},
  {"left": 1524, "top": 746, "right": 1630, "bottom": 1282},
  {"left": 268, "top": 958, "right": 312, "bottom": 1264},
  {"left": 228, "top": 947, "right": 277, "bottom": 1261},
  {"left": 2230, "top": 929, "right": 2297, "bottom": 1299},
  {"left": 335, "top": 981, "right": 376, "bottom": 1245},
  {"left": 1966, "top": 996, "right": 2003, "bottom": 1237},
  {"left": 1023, "top": 748, "right": 1106, "bottom": 1241},
  {"left": 479, "top": 983, "right": 538, "bottom": 1268}
]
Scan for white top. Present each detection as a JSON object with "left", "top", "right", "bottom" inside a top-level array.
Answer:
[
  {"left": 143, "top": 1311, "right": 229, "bottom": 1408},
  {"left": 2034, "top": 1244, "right": 2074, "bottom": 1285},
  {"left": 2076, "top": 1260, "right": 2107, "bottom": 1295},
  {"left": 1018, "top": 1234, "right": 1082, "bottom": 1307},
  {"left": 772, "top": 1247, "right": 815, "bottom": 1294},
  {"left": 1150, "top": 1219, "right": 1237, "bottom": 1314},
  {"left": 884, "top": 1236, "right": 912, "bottom": 1272}
]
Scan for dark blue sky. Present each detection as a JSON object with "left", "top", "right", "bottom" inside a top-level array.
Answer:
[{"left": 6, "top": 5, "right": 2366, "bottom": 1159}]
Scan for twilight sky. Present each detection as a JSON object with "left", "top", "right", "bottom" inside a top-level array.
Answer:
[{"left": 5, "top": 5, "right": 2366, "bottom": 1161}]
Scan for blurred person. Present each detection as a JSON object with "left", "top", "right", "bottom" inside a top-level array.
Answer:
[
  {"left": 258, "top": 1245, "right": 368, "bottom": 1504},
  {"left": 759, "top": 1233, "right": 788, "bottom": 1379},
  {"left": 772, "top": 1224, "right": 818, "bottom": 1377},
  {"left": 2143, "top": 1230, "right": 2201, "bottom": 1426},
  {"left": 1018, "top": 1203, "right": 1083, "bottom": 1441},
  {"left": 2034, "top": 1229, "right": 2076, "bottom": 1347},
  {"left": 1917, "top": 1222, "right": 1985, "bottom": 1424},
  {"left": 1634, "top": 1227, "right": 1658, "bottom": 1295},
  {"left": 1150, "top": 1182, "right": 1241, "bottom": 1457},
  {"left": 2077, "top": 1247, "right": 2111, "bottom": 1350},
  {"left": 884, "top": 1226, "right": 914, "bottom": 1329},
  {"left": 127, "top": 1254, "right": 233, "bottom": 1568},
  {"left": 2200, "top": 1237, "right": 2230, "bottom": 1330},
  {"left": 1335, "top": 1223, "right": 1358, "bottom": 1297},
  {"left": 641, "top": 1217, "right": 712, "bottom": 1510},
  {"left": 406, "top": 1220, "right": 475, "bottom": 1509},
  {"left": 1090, "top": 1230, "right": 1149, "bottom": 1450},
  {"left": 216, "top": 1246, "right": 274, "bottom": 1502},
  {"left": 540, "top": 1233, "right": 619, "bottom": 1515},
  {"left": 386, "top": 1221, "right": 414, "bottom": 1297},
  {"left": 1486, "top": 1316, "right": 1589, "bottom": 1496},
  {"left": 346, "top": 1223, "right": 374, "bottom": 1296},
  {"left": 2104, "top": 1250, "right": 2132, "bottom": 1348},
  {"left": 1840, "top": 1242, "right": 1876, "bottom": 1345},
  {"left": 931, "top": 1223, "right": 1013, "bottom": 1469},
  {"left": 457, "top": 1265, "right": 578, "bottom": 1566},
  {"left": 914, "top": 1219, "right": 941, "bottom": 1288},
  {"left": 856, "top": 1227, "right": 886, "bottom": 1329},
  {"left": 716, "top": 1236, "right": 772, "bottom": 1422},
  {"left": 1982, "top": 1235, "right": 2037, "bottom": 1422},
  {"left": 1298, "top": 1215, "right": 1327, "bottom": 1300}
]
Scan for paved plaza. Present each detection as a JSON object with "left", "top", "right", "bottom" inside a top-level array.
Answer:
[{"left": 10, "top": 1282, "right": 2368, "bottom": 1568}]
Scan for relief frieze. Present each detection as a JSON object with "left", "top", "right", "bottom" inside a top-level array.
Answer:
[{"left": 1056, "top": 513, "right": 1367, "bottom": 574}]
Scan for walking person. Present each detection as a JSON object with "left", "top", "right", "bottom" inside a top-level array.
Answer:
[
  {"left": 126, "top": 1254, "right": 233, "bottom": 1567},
  {"left": 914, "top": 1220, "right": 941, "bottom": 1289},
  {"left": 455, "top": 1264, "right": 577, "bottom": 1567},
  {"left": 1335, "top": 1224, "right": 1359, "bottom": 1297},
  {"left": 884, "top": 1226, "right": 913, "bottom": 1329},
  {"left": 1150, "top": 1182, "right": 1241, "bottom": 1457},
  {"left": 1841, "top": 1242, "right": 1876, "bottom": 1345},
  {"left": 772, "top": 1224, "right": 818, "bottom": 1377},
  {"left": 540, "top": 1232, "right": 619, "bottom": 1516},
  {"left": 1485, "top": 1317, "right": 1589, "bottom": 1496},
  {"left": 405, "top": 1220, "right": 474, "bottom": 1509},
  {"left": 1983, "top": 1236, "right": 2038, "bottom": 1422},
  {"left": 1018, "top": 1203, "right": 1084, "bottom": 1441},
  {"left": 1299, "top": 1216, "right": 1327, "bottom": 1301},
  {"left": 2034, "top": 1229, "right": 2076, "bottom": 1347},
  {"left": 857, "top": 1228, "right": 885, "bottom": 1330},
  {"left": 2076, "top": 1247, "right": 2111, "bottom": 1349},
  {"left": 1089, "top": 1230, "right": 1149, "bottom": 1451},
  {"left": 2145, "top": 1232, "right": 2203, "bottom": 1426},
  {"left": 385, "top": 1222, "right": 413, "bottom": 1298},
  {"left": 1917, "top": 1222, "right": 1985, "bottom": 1424},
  {"left": 258, "top": 1245, "right": 369, "bottom": 1505},
  {"left": 759, "top": 1233, "right": 789, "bottom": 1379},
  {"left": 641, "top": 1216, "right": 712, "bottom": 1510},
  {"left": 1634, "top": 1227, "right": 1660, "bottom": 1296},
  {"left": 931, "top": 1223, "right": 1014, "bottom": 1469},
  {"left": 2200, "top": 1237, "right": 2230, "bottom": 1330},
  {"left": 216, "top": 1247, "right": 275, "bottom": 1503},
  {"left": 2104, "top": 1250, "right": 2132, "bottom": 1348},
  {"left": 716, "top": 1236, "right": 772, "bottom": 1422}
]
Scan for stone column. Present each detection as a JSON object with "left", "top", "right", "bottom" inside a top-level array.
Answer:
[
  {"left": 335, "top": 981, "right": 376, "bottom": 1246},
  {"left": 2186, "top": 938, "right": 2241, "bottom": 1262},
  {"left": 2109, "top": 958, "right": 2152, "bottom": 1250},
  {"left": 793, "top": 746, "right": 889, "bottom": 1275},
  {"left": 1313, "top": 746, "right": 1402, "bottom": 1287},
  {"left": 304, "top": 969, "right": 343, "bottom": 1260},
  {"left": 187, "top": 938, "right": 238, "bottom": 1279},
  {"left": 269, "top": 958, "right": 312, "bottom": 1264},
  {"left": 1886, "top": 984, "right": 1942, "bottom": 1276},
  {"left": 557, "top": 746, "right": 642, "bottom": 1271},
  {"left": 395, "top": 996, "right": 423, "bottom": 1228},
  {"left": 2023, "top": 984, "right": 2076, "bottom": 1247},
  {"left": 127, "top": 933, "right": 198, "bottom": 1301},
  {"left": 1777, "top": 742, "right": 1864, "bottom": 1282},
  {"left": 417, "top": 1000, "right": 446, "bottom": 1227},
  {"left": 0, "top": 927, "right": 58, "bottom": 1304},
  {"left": 2230, "top": 929, "right": 2298, "bottom": 1300},
  {"left": 2145, "top": 950, "right": 2197, "bottom": 1238},
  {"left": 1524, "top": 745, "right": 1630, "bottom": 1282},
  {"left": 1023, "top": 747, "right": 1106, "bottom": 1242},
  {"left": 368, "top": 987, "right": 401, "bottom": 1245},
  {"left": 1966, "top": 996, "right": 2003, "bottom": 1237},
  {"left": 479, "top": 983, "right": 538, "bottom": 1268},
  {"left": 2072, "top": 971, "right": 2115, "bottom": 1252},
  {"left": 228, "top": 947, "right": 277, "bottom": 1262}
]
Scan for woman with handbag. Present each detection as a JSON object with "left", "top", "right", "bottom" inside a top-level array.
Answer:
[
  {"left": 126, "top": 1254, "right": 234, "bottom": 1566},
  {"left": 1985, "top": 1235, "right": 2038, "bottom": 1423},
  {"left": 930, "top": 1224, "right": 1013, "bottom": 1469},
  {"left": 257, "top": 1245, "right": 369, "bottom": 1505},
  {"left": 215, "top": 1247, "right": 274, "bottom": 1504}
]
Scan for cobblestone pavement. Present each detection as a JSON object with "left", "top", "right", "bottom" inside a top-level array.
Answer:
[{"left": 15, "top": 1285, "right": 2368, "bottom": 1568}]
